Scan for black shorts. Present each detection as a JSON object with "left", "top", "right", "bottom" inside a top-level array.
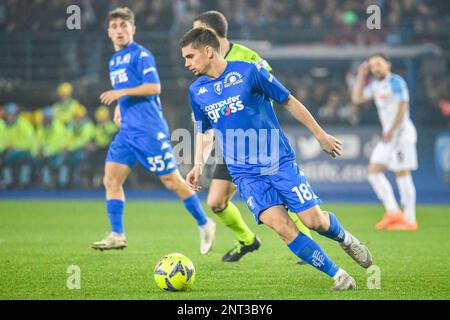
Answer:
[{"left": 212, "top": 158, "right": 232, "bottom": 181}]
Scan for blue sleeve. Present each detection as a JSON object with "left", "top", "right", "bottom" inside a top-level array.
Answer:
[
  {"left": 390, "top": 76, "right": 409, "bottom": 102},
  {"left": 189, "top": 89, "right": 212, "bottom": 133},
  {"left": 250, "top": 63, "right": 290, "bottom": 104},
  {"left": 136, "top": 50, "right": 160, "bottom": 84}
]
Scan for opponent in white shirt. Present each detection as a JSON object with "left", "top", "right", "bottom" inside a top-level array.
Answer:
[{"left": 352, "top": 53, "right": 418, "bottom": 231}]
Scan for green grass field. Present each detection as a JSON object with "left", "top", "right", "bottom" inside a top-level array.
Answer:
[{"left": 0, "top": 200, "right": 449, "bottom": 300}]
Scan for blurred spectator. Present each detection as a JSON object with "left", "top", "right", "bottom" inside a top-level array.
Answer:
[
  {"left": 0, "top": 108, "right": 6, "bottom": 168},
  {"left": 1, "top": 103, "right": 35, "bottom": 189},
  {"left": 53, "top": 82, "right": 81, "bottom": 126},
  {"left": 35, "top": 106, "right": 70, "bottom": 189},
  {"left": 86, "top": 105, "right": 117, "bottom": 187},
  {"left": 65, "top": 104, "right": 95, "bottom": 187}
]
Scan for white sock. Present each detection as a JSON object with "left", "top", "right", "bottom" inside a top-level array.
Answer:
[
  {"left": 333, "top": 268, "right": 347, "bottom": 280},
  {"left": 342, "top": 231, "right": 351, "bottom": 246},
  {"left": 396, "top": 175, "right": 416, "bottom": 223},
  {"left": 368, "top": 173, "right": 399, "bottom": 213}
]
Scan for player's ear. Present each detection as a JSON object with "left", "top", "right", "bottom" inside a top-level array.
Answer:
[{"left": 205, "top": 46, "right": 214, "bottom": 59}]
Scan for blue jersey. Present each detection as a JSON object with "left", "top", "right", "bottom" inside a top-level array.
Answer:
[
  {"left": 189, "top": 61, "right": 295, "bottom": 178},
  {"left": 109, "top": 41, "right": 169, "bottom": 135}
]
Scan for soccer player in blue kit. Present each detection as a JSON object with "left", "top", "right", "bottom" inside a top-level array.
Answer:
[
  {"left": 181, "top": 28, "right": 373, "bottom": 290},
  {"left": 92, "top": 8, "right": 216, "bottom": 254}
]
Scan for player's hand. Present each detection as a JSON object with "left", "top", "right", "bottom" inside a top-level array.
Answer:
[
  {"left": 318, "top": 134, "right": 343, "bottom": 158},
  {"left": 357, "top": 61, "right": 370, "bottom": 79},
  {"left": 113, "top": 104, "right": 121, "bottom": 128},
  {"left": 100, "top": 90, "right": 125, "bottom": 106},
  {"left": 186, "top": 165, "right": 202, "bottom": 191},
  {"left": 382, "top": 130, "right": 394, "bottom": 143}
]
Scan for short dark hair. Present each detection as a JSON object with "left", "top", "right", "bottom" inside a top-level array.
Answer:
[
  {"left": 369, "top": 53, "right": 390, "bottom": 62},
  {"left": 194, "top": 10, "right": 228, "bottom": 38},
  {"left": 179, "top": 28, "right": 221, "bottom": 52},
  {"left": 107, "top": 7, "right": 135, "bottom": 27}
]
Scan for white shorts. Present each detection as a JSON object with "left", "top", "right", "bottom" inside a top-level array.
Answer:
[{"left": 370, "top": 127, "right": 418, "bottom": 172}]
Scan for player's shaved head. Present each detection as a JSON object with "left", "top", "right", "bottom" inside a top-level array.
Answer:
[
  {"left": 179, "top": 28, "right": 221, "bottom": 52},
  {"left": 194, "top": 11, "right": 228, "bottom": 38}
]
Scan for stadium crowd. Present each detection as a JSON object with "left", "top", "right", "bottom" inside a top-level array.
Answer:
[
  {"left": 0, "top": 0, "right": 449, "bottom": 189},
  {"left": 1, "top": 0, "right": 448, "bottom": 46},
  {"left": 0, "top": 83, "right": 117, "bottom": 189}
]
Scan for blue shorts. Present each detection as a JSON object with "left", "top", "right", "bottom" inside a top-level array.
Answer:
[
  {"left": 235, "top": 162, "right": 321, "bottom": 224},
  {"left": 106, "top": 130, "right": 178, "bottom": 176}
]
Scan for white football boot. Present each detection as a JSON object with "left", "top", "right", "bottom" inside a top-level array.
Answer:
[
  {"left": 340, "top": 232, "right": 373, "bottom": 268},
  {"left": 332, "top": 270, "right": 357, "bottom": 291},
  {"left": 199, "top": 218, "right": 216, "bottom": 255},
  {"left": 92, "top": 232, "right": 128, "bottom": 251}
]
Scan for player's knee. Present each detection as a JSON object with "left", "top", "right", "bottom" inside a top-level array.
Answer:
[
  {"left": 303, "top": 212, "right": 328, "bottom": 232},
  {"left": 103, "top": 175, "right": 122, "bottom": 190},
  {"left": 206, "top": 198, "right": 227, "bottom": 213},
  {"left": 273, "top": 218, "right": 297, "bottom": 240}
]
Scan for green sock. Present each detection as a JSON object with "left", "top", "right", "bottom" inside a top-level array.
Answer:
[
  {"left": 288, "top": 211, "right": 313, "bottom": 239},
  {"left": 215, "top": 201, "right": 256, "bottom": 245}
]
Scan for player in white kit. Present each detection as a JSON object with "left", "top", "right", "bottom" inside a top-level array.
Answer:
[{"left": 352, "top": 54, "right": 418, "bottom": 231}]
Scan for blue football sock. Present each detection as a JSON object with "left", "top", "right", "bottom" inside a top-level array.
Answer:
[
  {"left": 107, "top": 199, "right": 125, "bottom": 234},
  {"left": 318, "top": 212, "right": 346, "bottom": 242},
  {"left": 288, "top": 232, "right": 339, "bottom": 277},
  {"left": 183, "top": 194, "right": 208, "bottom": 226}
]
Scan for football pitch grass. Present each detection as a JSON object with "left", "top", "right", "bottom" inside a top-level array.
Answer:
[{"left": 0, "top": 200, "right": 449, "bottom": 300}]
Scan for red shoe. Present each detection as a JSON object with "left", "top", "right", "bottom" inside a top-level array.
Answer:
[
  {"left": 375, "top": 211, "right": 405, "bottom": 230},
  {"left": 387, "top": 221, "right": 418, "bottom": 231}
]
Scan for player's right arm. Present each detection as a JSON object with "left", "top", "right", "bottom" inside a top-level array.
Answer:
[
  {"left": 186, "top": 130, "right": 214, "bottom": 191},
  {"left": 185, "top": 88, "right": 214, "bottom": 191},
  {"left": 352, "top": 61, "right": 371, "bottom": 105}
]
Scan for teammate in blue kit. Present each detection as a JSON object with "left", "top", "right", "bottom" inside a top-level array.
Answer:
[
  {"left": 92, "top": 8, "right": 216, "bottom": 253},
  {"left": 181, "top": 28, "right": 373, "bottom": 290}
]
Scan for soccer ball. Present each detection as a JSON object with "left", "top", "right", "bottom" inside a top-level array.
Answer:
[{"left": 154, "top": 253, "right": 196, "bottom": 292}]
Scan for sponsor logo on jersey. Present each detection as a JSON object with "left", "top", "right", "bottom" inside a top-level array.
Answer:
[
  {"left": 213, "top": 82, "right": 223, "bottom": 95},
  {"left": 224, "top": 72, "right": 244, "bottom": 88},
  {"left": 204, "top": 95, "right": 244, "bottom": 123},
  {"left": 197, "top": 86, "right": 208, "bottom": 95},
  {"left": 110, "top": 68, "right": 128, "bottom": 86}
]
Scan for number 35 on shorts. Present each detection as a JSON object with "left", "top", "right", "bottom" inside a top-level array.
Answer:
[{"left": 146, "top": 153, "right": 175, "bottom": 173}]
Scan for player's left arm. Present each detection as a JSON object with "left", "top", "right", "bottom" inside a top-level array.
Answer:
[
  {"left": 251, "top": 63, "right": 342, "bottom": 158},
  {"left": 283, "top": 96, "right": 342, "bottom": 158}
]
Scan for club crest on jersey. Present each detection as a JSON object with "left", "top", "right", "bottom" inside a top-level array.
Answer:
[
  {"left": 224, "top": 72, "right": 243, "bottom": 88},
  {"left": 214, "top": 82, "right": 223, "bottom": 95}
]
